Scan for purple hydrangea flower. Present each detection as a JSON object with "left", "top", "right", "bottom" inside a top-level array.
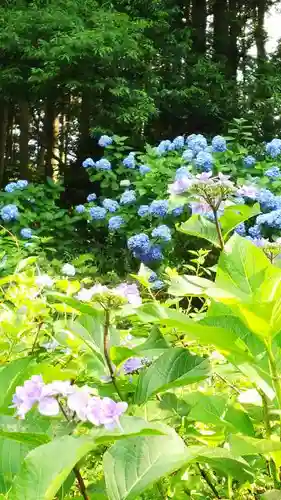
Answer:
[
  {"left": 123, "top": 357, "right": 147, "bottom": 374},
  {"left": 86, "top": 397, "right": 128, "bottom": 430},
  {"left": 115, "top": 283, "right": 142, "bottom": 306}
]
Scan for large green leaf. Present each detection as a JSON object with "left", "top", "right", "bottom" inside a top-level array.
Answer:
[
  {"left": 261, "top": 491, "right": 281, "bottom": 500},
  {"left": 216, "top": 234, "right": 273, "bottom": 299},
  {"left": 104, "top": 426, "right": 189, "bottom": 500},
  {"left": 135, "top": 303, "right": 252, "bottom": 360},
  {"left": 9, "top": 435, "right": 94, "bottom": 500},
  {"left": 135, "top": 348, "right": 210, "bottom": 405},
  {"left": 0, "top": 438, "right": 33, "bottom": 494},
  {"left": 179, "top": 215, "right": 220, "bottom": 247},
  {"left": 220, "top": 203, "right": 260, "bottom": 237},
  {"left": 168, "top": 275, "right": 215, "bottom": 297},
  {"left": 134, "top": 326, "right": 169, "bottom": 357},
  {"left": 229, "top": 435, "right": 281, "bottom": 456}
]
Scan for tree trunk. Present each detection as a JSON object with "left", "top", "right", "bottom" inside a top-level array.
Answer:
[
  {"left": 213, "top": 0, "right": 229, "bottom": 65},
  {"left": 76, "top": 91, "right": 92, "bottom": 165},
  {"left": 191, "top": 0, "right": 207, "bottom": 54},
  {"left": 44, "top": 99, "right": 56, "bottom": 179},
  {"left": 0, "top": 102, "right": 8, "bottom": 187},
  {"left": 254, "top": 0, "right": 267, "bottom": 63},
  {"left": 228, "top": 0, "right": 240, "bottom": 80},
  {"left": 19, "top": 99, "right": 30, "bottom": 179}
]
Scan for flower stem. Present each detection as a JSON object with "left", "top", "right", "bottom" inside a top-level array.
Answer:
[
  {"left": 260, "top": 390, "right": 281, "bottom": 488},
  {"left": 31, "top": 321, "right": 43, "bottom": 354},
  {"left": 58, "top": 402, "right": 89, "bottom": 500},
  {"left": 103, "top": 309, "right": 123, "bottom": 400},
  {"left": 212, "top": 208, "right": 224, "bottom": 250},
  {"left": 197, "top": 463, "right": 220, "bottom": 498}
]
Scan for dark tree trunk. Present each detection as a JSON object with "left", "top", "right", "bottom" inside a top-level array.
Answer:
[
  {"left": 44, "top": 99, "right": 56, "bottom": 179},
  {"left": 191, "top": 0, "right": 207, "bottom": 54},
  {"left": 254, "top": 0, "right": 267, "bottom": 63},
  {"left": 0, "top": 102, "right": 8, "bottom": 187},
  {"left": 19, "top": 99, "right": 30, "bottom": 179},
  {"left": 213, "top": 0, "right": 229, "bottom": 65},
  {"left": 228, "top": 0, "right": 240, "bottom": 80},
  {"left": 76, "top": 91, "right": 92, "bottom": 165}
]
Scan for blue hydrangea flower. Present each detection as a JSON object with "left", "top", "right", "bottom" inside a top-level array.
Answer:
[
  {"left": 149, "top": 200, "right": 169, "bottom": 217},
  {"left": 20, "top": 228, "right": 32, "bottom": 239},
  {"left": 266, "top": 138, "right": 281, "bottom": 158},
  {"left": 265, "top": 166, "right": 281, "bottom": 179},
  {"left": 256, "top": 209, "right": 281, "bottom": 229},
  {"left": 102, "top": 198, "right": 119, "bottom": 212},
  {"left": 0, "top": 204, "right": 19, "bottom": 222},
  {"left": 172, "top": 205, "right": 184, "bottom": 216},
  {"left": 182, "top": 149, "right": 194, "bottom": 162},
  {"left": 5, "top": 182, "right": 18, "bottom": 193},
  {"left": 87, "top": 193, "right": 97, "bottom": 202},
  {"left": 139, "top": 164, "right": 151, "bottom": 175},
  {"left": 82, "top": 158, "right": 95, "bottom": 168},
  {"left": 120, "top": 190, "right": 136, "bottom": 205},
  {"left": 17, "top": 180, "right": 28, "bottom": 189},
  {"left": 95, "top": 158, "right": 111, "bottom": 171},
  {"left": 148, "top": 271, "right": 157, "bottom": 283},
  {"left": 62, "top": 263, "right": 76, "bottom": 277},
  {"left": 89, "top": 206, "right": 107, "bottom": 220},
  {"left": 123, "top": 152, "right": 136, "bottom": 169},
  {"left": 152, "top": 225, "right": 172, "bottom": 242},
  {"left": 235, "top": 222, "right": 246, "bottom": 236},
  {"left": 127, "top": 233, "right": 150, "bottom": 253},
  {"left": 172, "top": 136, "right": 185, "bottom": 149},
  {"left": 248, "top": 225, "right": 261, "bottom": 238},
  {"left": 243, "top": 155, "right": 256, "bottom": 167},
  {"left": 187, "top": 134, "right": 208, "bottom": 153},
  {"left": 155, "top": 140, "right": 172, "bottom": 155},
  {"left": 139, "top": 245, "right": 163, "bottom": 263},
  {"left": 175, "top": 166, "right": 191, "bottom": 180},
  {"left": 138, "top": 205, "right": 150, "bottom": 217},
  {"left": 108, "top": 216, "right": 125, "bottom": 231},
  {"left": 151, "top": 280, "right": 164, "bottom": 291},
  {"left": 75, "top": 204, "right": 86, "bottom": 214},
  {"left": 98, "top": 135, "right": 113, "bottom": 147},
  {"left": 123, "top": 357, "right": 147, "bottom": 374},
  {"left": 257, "top": 189, "right": 281, "bottom": 211},
  {"left": 195, "top": 151, "right": 213, "bottom": 171},
  {"left": 212, "top": 135, "right": 227, "bottom": 153}
]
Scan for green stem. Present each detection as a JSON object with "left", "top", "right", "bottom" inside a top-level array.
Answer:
[
  {"left": 59, "top": 402, "right": 89, "bottom": 500},
  {"left": 227, "top": 476, "right": 233, "bottom": 498},
  {"left": 197, "top": 463, "right": 220, "bottom": 498},
  {"left": 212, "top": 209, "right": 224, "bottom": 250},
  {"left": 31, "top": 321, "right": 43, "bottom": 354},
  {"left": 103, "top": 309, "right": 123, "bottom": 400}
]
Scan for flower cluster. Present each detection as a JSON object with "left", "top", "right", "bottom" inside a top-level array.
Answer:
[
  {"left": 20, "top": 228, "right": 32, "bottom": 239},
  {"left": 62, "top": 263, "right": 76, "bottom": 276},
  {"left": 102, "top": 198, "right": 119, "bottom": 212},
  {"left": 98, "top": 135, "right": 113, "bottom": 147},
  {"left": 0, "top": 204, "right": 19, "bottom": 222},
  {"left": 87, "top": 193, "right": 97, "bottom": 202},
  {"left": 265, "top": 138, "right": 281, "bottom": 158},
  {"left": 90, "top": 206, "right": 107, "bottom": 220},
  {"left": 151, "top": 225, "right": 172, "bottom": 242},
  {"left": 265, "top": 166, "right": 281, "bottom": 179},
  {"left": 127, "top": 233, "right": 164, "bottom": 263},
  {"left": 11, "top": 376, "right": 127, "bottom": 429},
  {"left": 123, "top": 152, "right": 136, "bottom": 169},
  {"left": 4, "top": 180, "right": 28, "bottom": 192},
  {"left": 108, "top": 215, "right": 125, "bottom": 231},
  {"left": 76, "top": 282, "right": 141, "bottom": 307},
  {"left": 120, "top": 190, "right": 136, "bottom": 205},
  {"left": 243, "top": 155, "right": 256, "bottom": 167}
]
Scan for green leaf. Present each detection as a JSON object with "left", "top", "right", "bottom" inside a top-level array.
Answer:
[
  {"left": 135, "top": 303, "right": 252, "bottom": 360},
  {"left": 220, "top": 203, "right": 261, "bottom": 238},
  {"left": 48, "top": 292, "right": 101, "bottom": 316},
  {"left": 261, "top": 491, "right": 281, "bottom": 500},
  {"left": 110, "top": 346, "right": 136, "bottom": 366},
  {"left": 104, "top": 426, "right": 188, "bottom": 500},
  {"left": 179, "top": 215, "right": 220, "bottom": 247},
  {"left": 134, "top": 326, "right": 169, "bottom": 357},
  {"left": 135, "top": 348, "right": 210, "bottom": 405},
  {"left": 9, "top": 435, "right": 95, "bottom": 499},
  {"left": 229, "top": 435, "right": 281, "bottom": 456},
  {"left": 16, "top": 257, "right": 38, "bottom": 272},
  {"left": 168, "top": 275, "right": 214, "bottom": 297},
  {"left": 90, "top": 416, "right": 166, "bottom": 443},
  {"left": 216, "top": 234, "right": 273, "bottom": 299},
  {"left": 0, "top": 431, "right": 49, "bottom": 447}
]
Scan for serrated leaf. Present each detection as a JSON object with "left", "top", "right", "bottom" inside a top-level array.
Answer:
[
  {"left": 179, "top": 215, "right": 220, "bottom": 247},
  {"left": 135, "top": 348, "right": 210, "bottom": 404}
]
